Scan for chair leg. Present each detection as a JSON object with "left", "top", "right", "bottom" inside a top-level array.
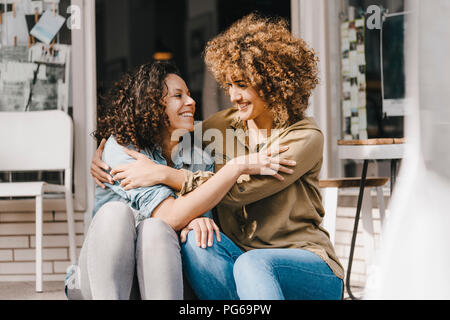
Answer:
[
  {"left": 321, "top": 187, "right": 338, "bottom": 245},
  {"left": 35, "top": 195, "right": 43, "bottom": 293},
  {"left": 65, "top": 189, "right": 77, "bottom": 264}
]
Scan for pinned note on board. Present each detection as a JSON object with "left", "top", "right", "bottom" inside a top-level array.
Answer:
[
  {"left": 30, "top": 9, "right": 65, "bottom": 44},
  {"left": 2, "top": 11, "right": 29, "bottom": 46}
]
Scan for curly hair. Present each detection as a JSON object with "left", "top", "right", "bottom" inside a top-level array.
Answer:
[
  {"left": 94, "top": 61, "right": 180, "bottom": 150},
  {"left": 204, "top": 13, "right": 319, "bottom": 127}
]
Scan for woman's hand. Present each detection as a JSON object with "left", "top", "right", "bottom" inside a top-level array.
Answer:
[
  {"left": 180, "top": 217, "right": 221, "bottom": 249},
  {"left": 229, "top": 145, "right": 296, "bottom": 181},
  {"left": 110, "top": 147, "right": 165, "bottom": 190},
  {"left": 90, "top": 138, "right": 114, "bottom": 189}
]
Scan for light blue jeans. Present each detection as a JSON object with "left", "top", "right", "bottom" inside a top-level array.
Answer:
[{"left": 181, "top": 231, "right": 343, "bottom": 300}]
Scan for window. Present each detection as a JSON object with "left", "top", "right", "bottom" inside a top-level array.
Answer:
[
  {"left": 340, "top": 0, "right": 405, "bottom": 141},
  {"left": 339, "top": 0, "right": 406, "bottom": 177}
]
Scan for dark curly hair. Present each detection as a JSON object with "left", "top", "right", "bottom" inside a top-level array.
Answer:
[
  {"left": 94, "top": 61, "right": 180, "bottom": 150},
  {"left": 204, "top": 13, "right": 319, "bottom": 127}
]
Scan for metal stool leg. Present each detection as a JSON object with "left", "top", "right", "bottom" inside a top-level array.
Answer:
[
  {"left": 390, "top": 159, "right": 399, "bottom": 195},
  {"left": 345, "top": 160, "right": 368, "bottom": 300}
]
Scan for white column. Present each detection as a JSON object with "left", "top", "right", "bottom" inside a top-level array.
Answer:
[
  {"left": 291, "top": 0, "right": 343, "bottom": 178},
  {"left": 71, "top": 0, "right": 97, "bottom": 233},
  {"left": 83, "top": 0, "right": 97, "bottom": 232}
]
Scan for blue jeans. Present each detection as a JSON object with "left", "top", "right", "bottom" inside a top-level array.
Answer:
[{"left": 181, "top": 231, "right": 343, "bottom": 300}]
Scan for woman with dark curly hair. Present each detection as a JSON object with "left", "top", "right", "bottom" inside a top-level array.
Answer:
[
  {"left": 91, "top": 13, "right": 344, "bottom": 300},
  {"left": 67, "top": 60, "right": 294, "bottom": 300}
]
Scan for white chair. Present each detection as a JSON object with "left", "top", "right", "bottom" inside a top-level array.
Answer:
[{"left": 0, "top": 111, "right": 77, "bottom": 292}]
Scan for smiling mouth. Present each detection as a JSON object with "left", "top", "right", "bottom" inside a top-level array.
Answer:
[
  {"left": 178, "top": 112, "right": 194, "bottom": 118},
  {"left": 237, "top": 103, "right": 250, "bottom": 111}
]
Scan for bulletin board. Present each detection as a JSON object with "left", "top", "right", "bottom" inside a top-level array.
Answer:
[
  {"left": 0, "top": 0, "right": 71, "bottom": 187},
  {"left": 340, "top": 17, "right": 368, "bottom": 140},
  {"left": 0, "top": 0, "right": 70, "bottom": 113}
]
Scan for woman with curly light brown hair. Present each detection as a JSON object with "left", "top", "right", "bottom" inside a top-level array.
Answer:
[
  {"left": 90, "top": 14, "right": 344, "bottom": 300},
  {"left": 68, "top": 60, "right": 294, "bottom": 300},
  {"left": 179, "top": 13, "right": 344, "bottom": 300},
  {"left": 204, "top": 13, "right": 319, "bottom": 129}
]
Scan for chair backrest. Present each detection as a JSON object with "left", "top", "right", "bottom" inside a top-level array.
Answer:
[{"left": 0, "top": 111, "right": 73, "bottom": 171}]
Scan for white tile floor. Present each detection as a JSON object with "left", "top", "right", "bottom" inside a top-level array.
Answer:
[
  {"left": 0, "top": 281, "right": 66, "bottom": 300},
  {"left": 0, "top": 281, "right": 364, "bottom": 300},
  {"left": 343, "top": 286, "right": 365, "bottom": 300}
]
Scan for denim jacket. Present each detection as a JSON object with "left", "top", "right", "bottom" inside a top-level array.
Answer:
[
  {"left": 93, "top": 134, "right": 214, "bottom": 224},
  {"left": 65, "top": 133, "right": 214, "bottom": 298}
]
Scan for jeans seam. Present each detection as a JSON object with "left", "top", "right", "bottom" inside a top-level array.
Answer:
[
  {"left": 269, "top": 260, "right": 286, "bottom": 299},
  {"left": 274, "top": 263, "right": 340, "bottom": 279}
]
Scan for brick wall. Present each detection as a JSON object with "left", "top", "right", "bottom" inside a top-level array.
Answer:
[
  {"left": 0, "top": 210, "right": 84, "bottom": 281},
  {"left": 0, "top": 192, "right": 385, "bottom": 286},
  {"left": 334, "top": 191, "right": 386, "bottom": 288}
]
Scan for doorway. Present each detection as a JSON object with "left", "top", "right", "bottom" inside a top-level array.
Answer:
[{"left": 95, "top": 0, "right": 290, "bottom": 121}]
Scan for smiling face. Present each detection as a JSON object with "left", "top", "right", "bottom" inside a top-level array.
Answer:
[
  {"left": 226, "top": 78, "right": 269, "bottom": 122},
  {"left": 162, "top": 73, "right": 196, "bottom": 134}
]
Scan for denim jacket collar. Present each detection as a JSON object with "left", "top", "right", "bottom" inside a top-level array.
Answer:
[{"left": 151, "top": 141, "right": 185, "bottom": 169}]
